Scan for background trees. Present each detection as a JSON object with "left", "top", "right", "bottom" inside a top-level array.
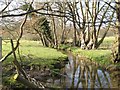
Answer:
[
  {"left": 0, "top": 0, "right": 120, "bottom": 89},
  {"left": 0, "top": 0, "right": 119, "bottom": 62}
]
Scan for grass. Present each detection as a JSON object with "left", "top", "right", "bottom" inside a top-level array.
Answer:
[
  {"left": 98, "top": 36, "right": 115, "bottom": 49},
  {"left": 2, "top": 40, "right": 67, "bottom": 66},
  {"left": 59, "top": 37, "right": 116, "bottom": 66},
  {"left": 72, "top": 48, "right": 112, "bottom": 65},
  {"left": 2, "top": 37, "right": 120, "bottom": 88},
  {"left": 2, "top": 36, "right": 114, "bottom": 67},
  {"left": 2, "top": 40, "right": 67, "bottom": 88}
]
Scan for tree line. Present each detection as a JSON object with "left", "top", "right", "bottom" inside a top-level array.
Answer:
[
  {"left": 0, "top": 0, "right": 120, "bottom": 63},
  {"left": 0, "top": 0, "right": 120, "bottom": 89}
]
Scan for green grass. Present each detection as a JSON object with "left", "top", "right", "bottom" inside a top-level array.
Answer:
[
  {"left": 2, "top": 40, "right": 67, "bottom": 67},
  {"left": 2, "top": 40, "right": 67, "bottom": 88},
  {"left": 59, "top": 36, "right": 115, "bottom": 66},
  {"left": 72, "top": 48, "right": 112, "bottom": 65},
  {"left": 98, "top": 36, "right": 115, "bottom": 49},
  {"left": 99, "top": 36, "right": 115, "bottom": 42}
]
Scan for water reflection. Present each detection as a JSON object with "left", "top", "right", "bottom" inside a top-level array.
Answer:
[
  {"left": 64, "top": 53, "right": 119, "bottom": 88},
  {"left": 47, "top": 53, "right": 119, "bottom": 89}
]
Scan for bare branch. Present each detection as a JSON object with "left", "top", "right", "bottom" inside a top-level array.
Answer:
[
  {"left": 104, "top": 1, "right": 116, "bottom": 10},
  {"left": 0, "top": 0, "right": 13, "bottom": 14}
]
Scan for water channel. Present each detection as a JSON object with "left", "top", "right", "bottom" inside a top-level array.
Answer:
[{"left": 45, "top": 52, "right": 120, "bottom": 89}]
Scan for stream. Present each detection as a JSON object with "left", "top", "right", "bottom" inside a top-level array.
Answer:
[
  {"left": 2, "top": 52, "right": 120, "bottom": 89},
  {"left": 45, "top": 52, "right": 120, "bottom": 89}
]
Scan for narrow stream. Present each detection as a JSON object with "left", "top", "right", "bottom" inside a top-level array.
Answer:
[{"left": 46, "top": 52, "right": 120, "bottom": 88}]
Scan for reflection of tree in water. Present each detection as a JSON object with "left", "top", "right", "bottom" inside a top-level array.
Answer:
[{"left": 65, "top": 54, "right": 119, "bottom": 88}]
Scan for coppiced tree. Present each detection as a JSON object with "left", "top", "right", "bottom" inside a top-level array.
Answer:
[
  {"left": 65, "top": 1, "right": 114, "bottom": 49},
  {"left": 20, "top": 2, "right": 55, "bottom": 47},
  {"left": 82, "top": 0, "right": 114, "bottom": 49}
]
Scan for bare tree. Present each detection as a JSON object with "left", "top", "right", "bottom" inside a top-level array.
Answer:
[{"left": 80, "top": 0, "right": 114, "bottom": 49}]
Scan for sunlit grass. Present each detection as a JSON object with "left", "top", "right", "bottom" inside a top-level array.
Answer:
[
  {"left": 72, "top": 48, "right": 112, "bottom": 65},
  {"left": 2, "top": 36, "right": 115, "bottom": 66},
  {"left": 20, "top": 41, "right": 65, "bottom": 59},
  {"left": 59, "top": 36, "right": 115, "bottom": 65},
  {"left": 99, "top": 36, "right": 115, "bottom": 49},
  {"left": 2, "top": 40, "right": 68, "bottom": 87},
  {"left": 2, "top": 40, "right": 67, "bottom": 67}
]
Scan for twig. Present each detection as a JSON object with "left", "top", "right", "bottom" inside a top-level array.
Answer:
[{"left": 0, "top": 0, "right": 13, "bottom": 14}]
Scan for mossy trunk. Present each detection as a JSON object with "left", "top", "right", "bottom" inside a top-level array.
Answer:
[
  {"left": 112, "top": 0, "right": 120, "bottom": 63},
  {"left": 116, "top": 1, "right": 120, "bottom": 62}
]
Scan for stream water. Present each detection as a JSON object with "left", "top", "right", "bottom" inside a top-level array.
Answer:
[{"left": 46, "top": 52, "right": 120, "bottom": 89}]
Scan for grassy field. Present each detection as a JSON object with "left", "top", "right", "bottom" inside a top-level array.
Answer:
[
  {"left": 2, "top": 40, "right": 67, "bottom": 67},
  {"left": 60, "top": 37, "right": 115, "bottom": 66},
  {"left": 72, "top": 48, "right": 112, "bottom": 65},
  {"left": 2, "top": 40, "right": 68, "bottom": 88},
  {"left": 2, "top": 37, "right": 119, "bottom": 88},
  {"left": 1, "top": 36, "right": 114, "bottom": 67},
  {"left": 98, "top": 36, "right": 115, "bottom": 49}
]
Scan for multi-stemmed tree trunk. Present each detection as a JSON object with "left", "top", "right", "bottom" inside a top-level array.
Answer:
[
  {"left": 66, "top": 1, "right": 113, "bottom": 50},
  {"left": 80, "top": 1, "right": 114, "bottom": 50}
]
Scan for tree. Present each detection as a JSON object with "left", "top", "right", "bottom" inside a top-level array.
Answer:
[
  {"left": 67, "top": 2, "right": 78, "bottom": 46},
  {"left": 116, "top": 0, "right": 120, "bottom": 62},
  {"left": 112, "top": 0, "right": 120, "bottom": 62},
  {"left": 33, "top": 16, "right": 54, "bottom": 47},
  {"left": 83, "top": 0, "right": 114, "bottom": 49},
  {"left": 65, "top": 1, "right": 114, "bottom": 49}
]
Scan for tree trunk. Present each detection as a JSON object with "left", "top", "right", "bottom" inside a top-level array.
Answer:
[
  {"left": 116, "top": 0, "right": 120, "bottom": 61},
  {"left": 60, "top": 3, "right": 66, "bottom": 44},
  {"left": 112, "top": 0, "right": 120, "bottom": 63},
  {"left": 73, "top": 19, "right": 77, "bottom": 46},
  {"left": 92, "top": 0, "right": 97, "bottom": 49},
  {"left": 87, "top": 32, "right": 94, "bottom": 50},
  {"left": 67, "top": 2, "right": 77, "bottom": 46},
  {"left": 14, "top": 74, "right": 39, "bottom": 88},
  {"left": 52, "top": 17, "right": 58, "bottom": 48},
  {"left": 72, "top": 2, "right": 77, "bottom": 46},
  {"left": 81, "top": 31, "right": 86, "bottom": 49},
  {"left": 97, "top": 10, "right": 115, "bottom": 49},
  {"left": 34, "top": 28, "right": 45, "bottom": 46},
  {"left": 0, "top": 37, "right": 2, "bottom": 86}
]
